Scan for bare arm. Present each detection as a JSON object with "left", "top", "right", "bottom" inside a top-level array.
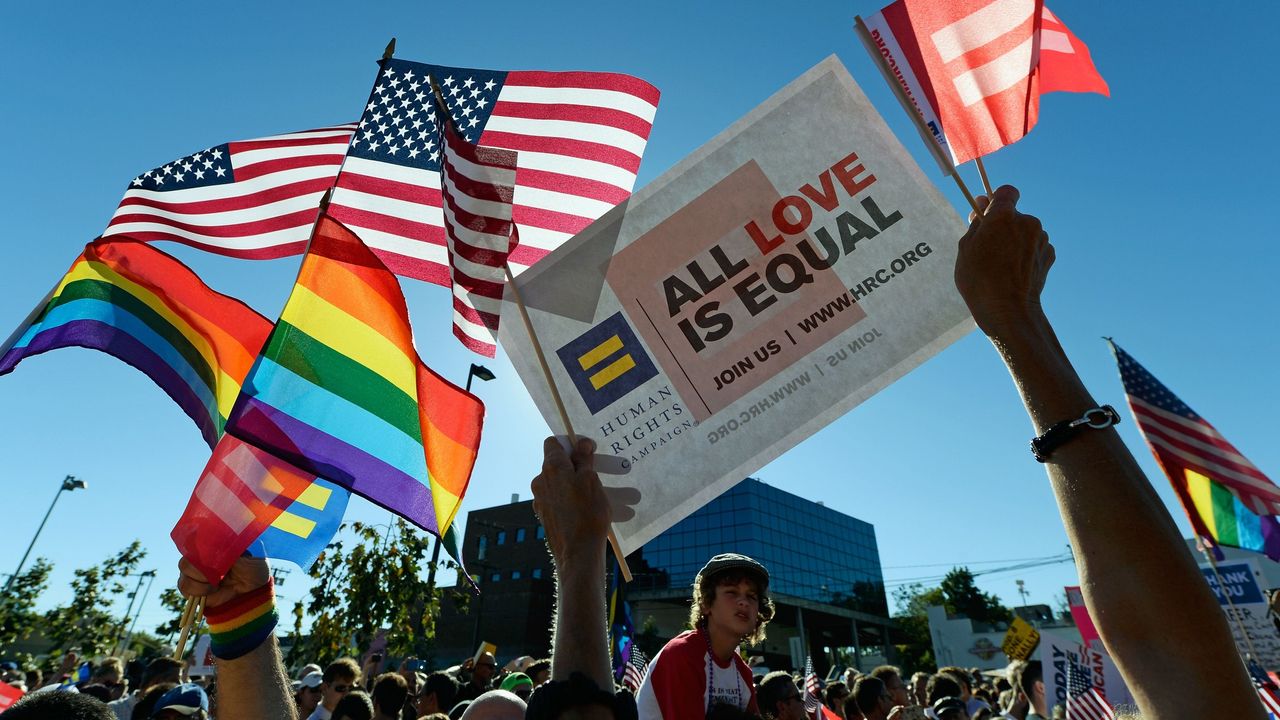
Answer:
[
  {"left": 531, "top": 435, "right": 613, "bottom": 689},
  {"left": 954, "top": 186, "right": 1261, "bottom": 719},
  {"left": 177, "top": 556, "right": 297, "bottom": 720}
]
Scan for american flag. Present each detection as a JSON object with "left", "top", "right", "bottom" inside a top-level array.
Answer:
[
  {"left": 437, "top": 99, "right": 517, "bottom": 356},
  {"left": 1256, "top": 680, "right": 1280, "bottom": 718},
  {"left": 620, "top": 647, "right": 648, "bottom": 692},
  {"left": 104, "top": 124, "right": 356, "bottom": 256},
  {"left": 803, "top": 656, "right": 822, "bottom": 715},
  {"left": 328, "top": 58, "right": 659, "bottom": 286},
  {"left": 1065, "top": 661, "right": 1114, "bottom": 720},
  {"left": 1110, "top": 342, "right": 1280, "bottom": 516}
]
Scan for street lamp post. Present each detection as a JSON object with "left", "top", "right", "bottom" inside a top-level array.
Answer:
[
  {"left": 425, "top": 364, "right": 496, "bottom": 593},
  {"left": 4, "top": 475, "right": 86, "bottom": 595},
  {"left": 118, "top": 570, "right": 157, "bottom": 655}
]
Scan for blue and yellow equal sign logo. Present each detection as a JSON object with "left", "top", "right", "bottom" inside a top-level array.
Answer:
[
  {"left": 248, "top": 478, "right": 349, "bottom": 571},
  {"left": 557, "top": 311, "right": 658, "bottom": 414}
]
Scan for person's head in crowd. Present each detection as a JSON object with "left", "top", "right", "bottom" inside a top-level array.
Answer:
[
  {"left": 332, "top": 690, "right": 375, "bottom": 720},
  {"left": 926, "top": 673, "right": 963, "bottom": 707},
  {"left": 525, "top": 658, "right": 552, "bottom": 687},
  {"left": 322, "top": 658, "right": 363, "bottom": 713},
  {"left": 688, "top": 553, "right": 776, "bottom": 651},
  {"left": 133, "top": 682, "right": 179, "bottom": 720},
  {"left": 471, "top": 652, "right": 498, "bottom": 688},
  {"left": 525, "top": 672, "right": 638, "bottom": 720},
  {"left": 823, "top": 680, "right": 850, "bottom": 716},
  {"left": 909, "top": 672, "right": 930, "bottom": 706},
  {"left": 25, "top": 668, "right": 43, "bottom": 691},
  {"left": 91, "top": 656, "right": 127, "bottom": 700},
  {"left": 150, "top": 682, "right": 209, "bottom": 720},
  {"left": 933, "top": 697, "right": 969, "bottom": 720},
  {"left": 853, "top": 675, "right": 895, "bottom": 720},
  {"left": 299, "top": 663, "right": 324, "bottom": 680},
  {"left": 458, "top": 689, "right": 526, "bottom": 720},
  {"left": 296, "top": 671, "right": 324, "bottom": 716},
  {"left": 936, "top": 667, "right": 971, "bottom": 700},
  {"left": 999, "top": 661, "right": 1030, "bottom": 720},
  {"left": 416, "top": 671, "right": 461, "bottom": 717},
  {"left": 1, "top": 690, "right": 116, "bottom": 720},
  {"left": 869, "top": 665, "right": 908, "bottom": 709},
  {"left": 79, "top": 683, "right": 113, "bottom": 702},
  {"left": 498, "top": 672, "right": 533, "bottom": 701},
  {"left": 1012, "top": 660, "right": 1045, "bottom": 718},
  {"left": 370, "top": 672, "right": 408, "bottom": 720},
  {"left": 140, "top": 658, "right": 184, "bottom": 693},
  {"left": 757, "top": 671, "right": 806, "bottom": 720}
]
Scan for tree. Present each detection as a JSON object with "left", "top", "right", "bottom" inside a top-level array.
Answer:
[
  {"left": 0, "top": 558, "right": 53, "bottom": 647},
  {"left": 891, "top": 582, "right": 944, "bottom": 674},
  {"left": 290, "top": 520, "right": 466, "bottom": 665},
  {"left": 155, "top": 587, "right": 188, "bottom": 640},
  {"left": 939, "top": 568, "right": 1011, "bottom": 627},
  {"left": 42, "top": 541, "right": 146, "bottom": 658},
  {"left": 889, "top": 567, "right": 1012, "bottom": 674}
]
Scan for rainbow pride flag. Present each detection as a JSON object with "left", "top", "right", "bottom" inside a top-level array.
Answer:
[
  {"left": 0, "top": 238, "right": 267, "bottom": 447},
  {"left": 0, "top": 238, "right": 350, "bottom": 577},
  {"left": 1175, "top": 468, "right": 1280, "bottom": 561},
  {"left": 226, "top": 214, "right": 484, "bottom": 537}
]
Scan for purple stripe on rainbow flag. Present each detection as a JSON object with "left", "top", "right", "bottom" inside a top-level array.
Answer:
[
  {"left": 5, "top": 318, "right": 220, "bottom": 447},
  {"left": 228, "top": 398, "right": 438, "bottom": 533}
]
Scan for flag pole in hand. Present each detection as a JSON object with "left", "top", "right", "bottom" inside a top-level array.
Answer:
[
  {"left": 428, "top": 75, "right": 633, "bottom": 581},
  {"left": 853, "top": 16, "right": 984, "bottom": 217}
]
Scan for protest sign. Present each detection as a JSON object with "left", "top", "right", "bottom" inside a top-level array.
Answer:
[
  {"left": 1038, "top": 629, "right": 1134, "bottom": 712},
  {"left": 500, "top": 55, "right": 974, "bottom": 554},
  {"left": 1064, "top": 585, "right": 1102, "bottom": 650},
  {"left": 1199, "top": 558, "right": 1280, "bottom": 668},
  {"left": 1001, "top": 616, "right": 1041, "bottom": 661},
  {"left": 190, "top": 634, "right": 215, "bottom": 676}
]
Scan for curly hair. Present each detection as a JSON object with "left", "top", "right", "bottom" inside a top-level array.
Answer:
[{"left": 687, "top": 568, "right": 776, "bottom": 646}]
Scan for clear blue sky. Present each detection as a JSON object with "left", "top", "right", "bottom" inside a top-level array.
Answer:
[{"left": 1, "top": 1, "right": 1277, "bottom": 640}]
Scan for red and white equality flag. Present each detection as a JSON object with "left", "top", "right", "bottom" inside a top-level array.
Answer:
[
  {"left": 437, "top": 107, "right": 518, "bottom": 356},
  {"left": 861, "top": 0, "right": 1108, "bottom": 165}
]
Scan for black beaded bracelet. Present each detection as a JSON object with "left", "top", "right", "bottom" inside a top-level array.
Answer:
[{"left": 1030, "top": 405, "right": 1121, "bottom": 462}]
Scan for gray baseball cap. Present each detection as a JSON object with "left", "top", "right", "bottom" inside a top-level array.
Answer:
[{"left": 697, "top": 553, "right": 769, "bottom": 589}]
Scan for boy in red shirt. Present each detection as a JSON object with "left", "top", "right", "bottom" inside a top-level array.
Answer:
[{"left": 636, "top": 554, "right": 775, "bottom": 719}]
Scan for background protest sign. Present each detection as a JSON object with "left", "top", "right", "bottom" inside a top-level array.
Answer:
[
  {"left": 500, "top": 55, "right": 974, "bottom": 555},
  {"left": 1001, "top": 616, "right": 1040, "bottom": 661},
  {"left": 1199, "top": 557, "right": 1280, "bottom": 669},
  {"left": 190, "top": 634, "right": 215, "bottom": 677},
  {"left": 1038, "top": 629, "right": 1135, "bottom": 712}
]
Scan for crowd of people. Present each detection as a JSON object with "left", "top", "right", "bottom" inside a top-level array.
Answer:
[{"left": 0, "top": 187, "right": 1267, "bottom": 719}]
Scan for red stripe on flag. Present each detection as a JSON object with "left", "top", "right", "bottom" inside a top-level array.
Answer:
[
  {"left": 114, "top": 176, "right": 335, "bottom": 215},
  {"left": 479, "top": 130, "right": 642, "bottom": 173},
  {"left": 233, "top": 153, "right": 347, "bottom": 182},
  {"left": 514, "top": 166, "right": 632, "bottom": 205},
  {"left": 107, "top": 208, "right": 322, "bottom": 238},
  {"left": 505, "top": 70, "right": 661, "bottom": 107},
  {"left": 335, "top": 172, "right": 444, "bottom": 208},
  {"left": 493, "top": 100, "right": 654, "bottom": 139},
  {"left": 326, "top": 205, "right": 447, "bottom": 247},
  {"left": 226, "top": 127, "right": 355, "bottom": 153},
  {"left": 101, "top": 234, "right": 307, "bottom": 259},
  {"left": 512, "top": 203, "right": 596, "bottom": 236}
]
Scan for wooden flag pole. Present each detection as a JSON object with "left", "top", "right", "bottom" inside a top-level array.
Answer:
[
  {"left": 503, "top": 262, "right": 633, "bottom": 582},
  {"left": 853, "top": 16, "right": 984, "bottom": 218},
  {"left": 173, "top": 595, "right": 204, "bottom": 660},
  {"left": 974, "top": 157, "right": 995, "bottom": 196},
  {"left": 425, "top": 74, "right": 633, "bottom": 581},
  {"left": 1201, "top": 547, "right": 1262, "bottom": 662}
]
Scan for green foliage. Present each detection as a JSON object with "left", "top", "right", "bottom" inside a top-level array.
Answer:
[
  {"left": 155, "top": 587, "right": 188, "bottom": 640},
  {"left": 889, "top": 567, "right": 1012, "bottom": 675},
  {"left": 939, "top": 568, "right": 1011, "bottom": 626},
  {"left": 41, "top": 541, "right": 146, "bottom": 658},
  {"left": 291, "top": 520, "right": 465, "bottom": 665},
  {"left": 0, "top": 558, "right": 53, "bottom": 647}
]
